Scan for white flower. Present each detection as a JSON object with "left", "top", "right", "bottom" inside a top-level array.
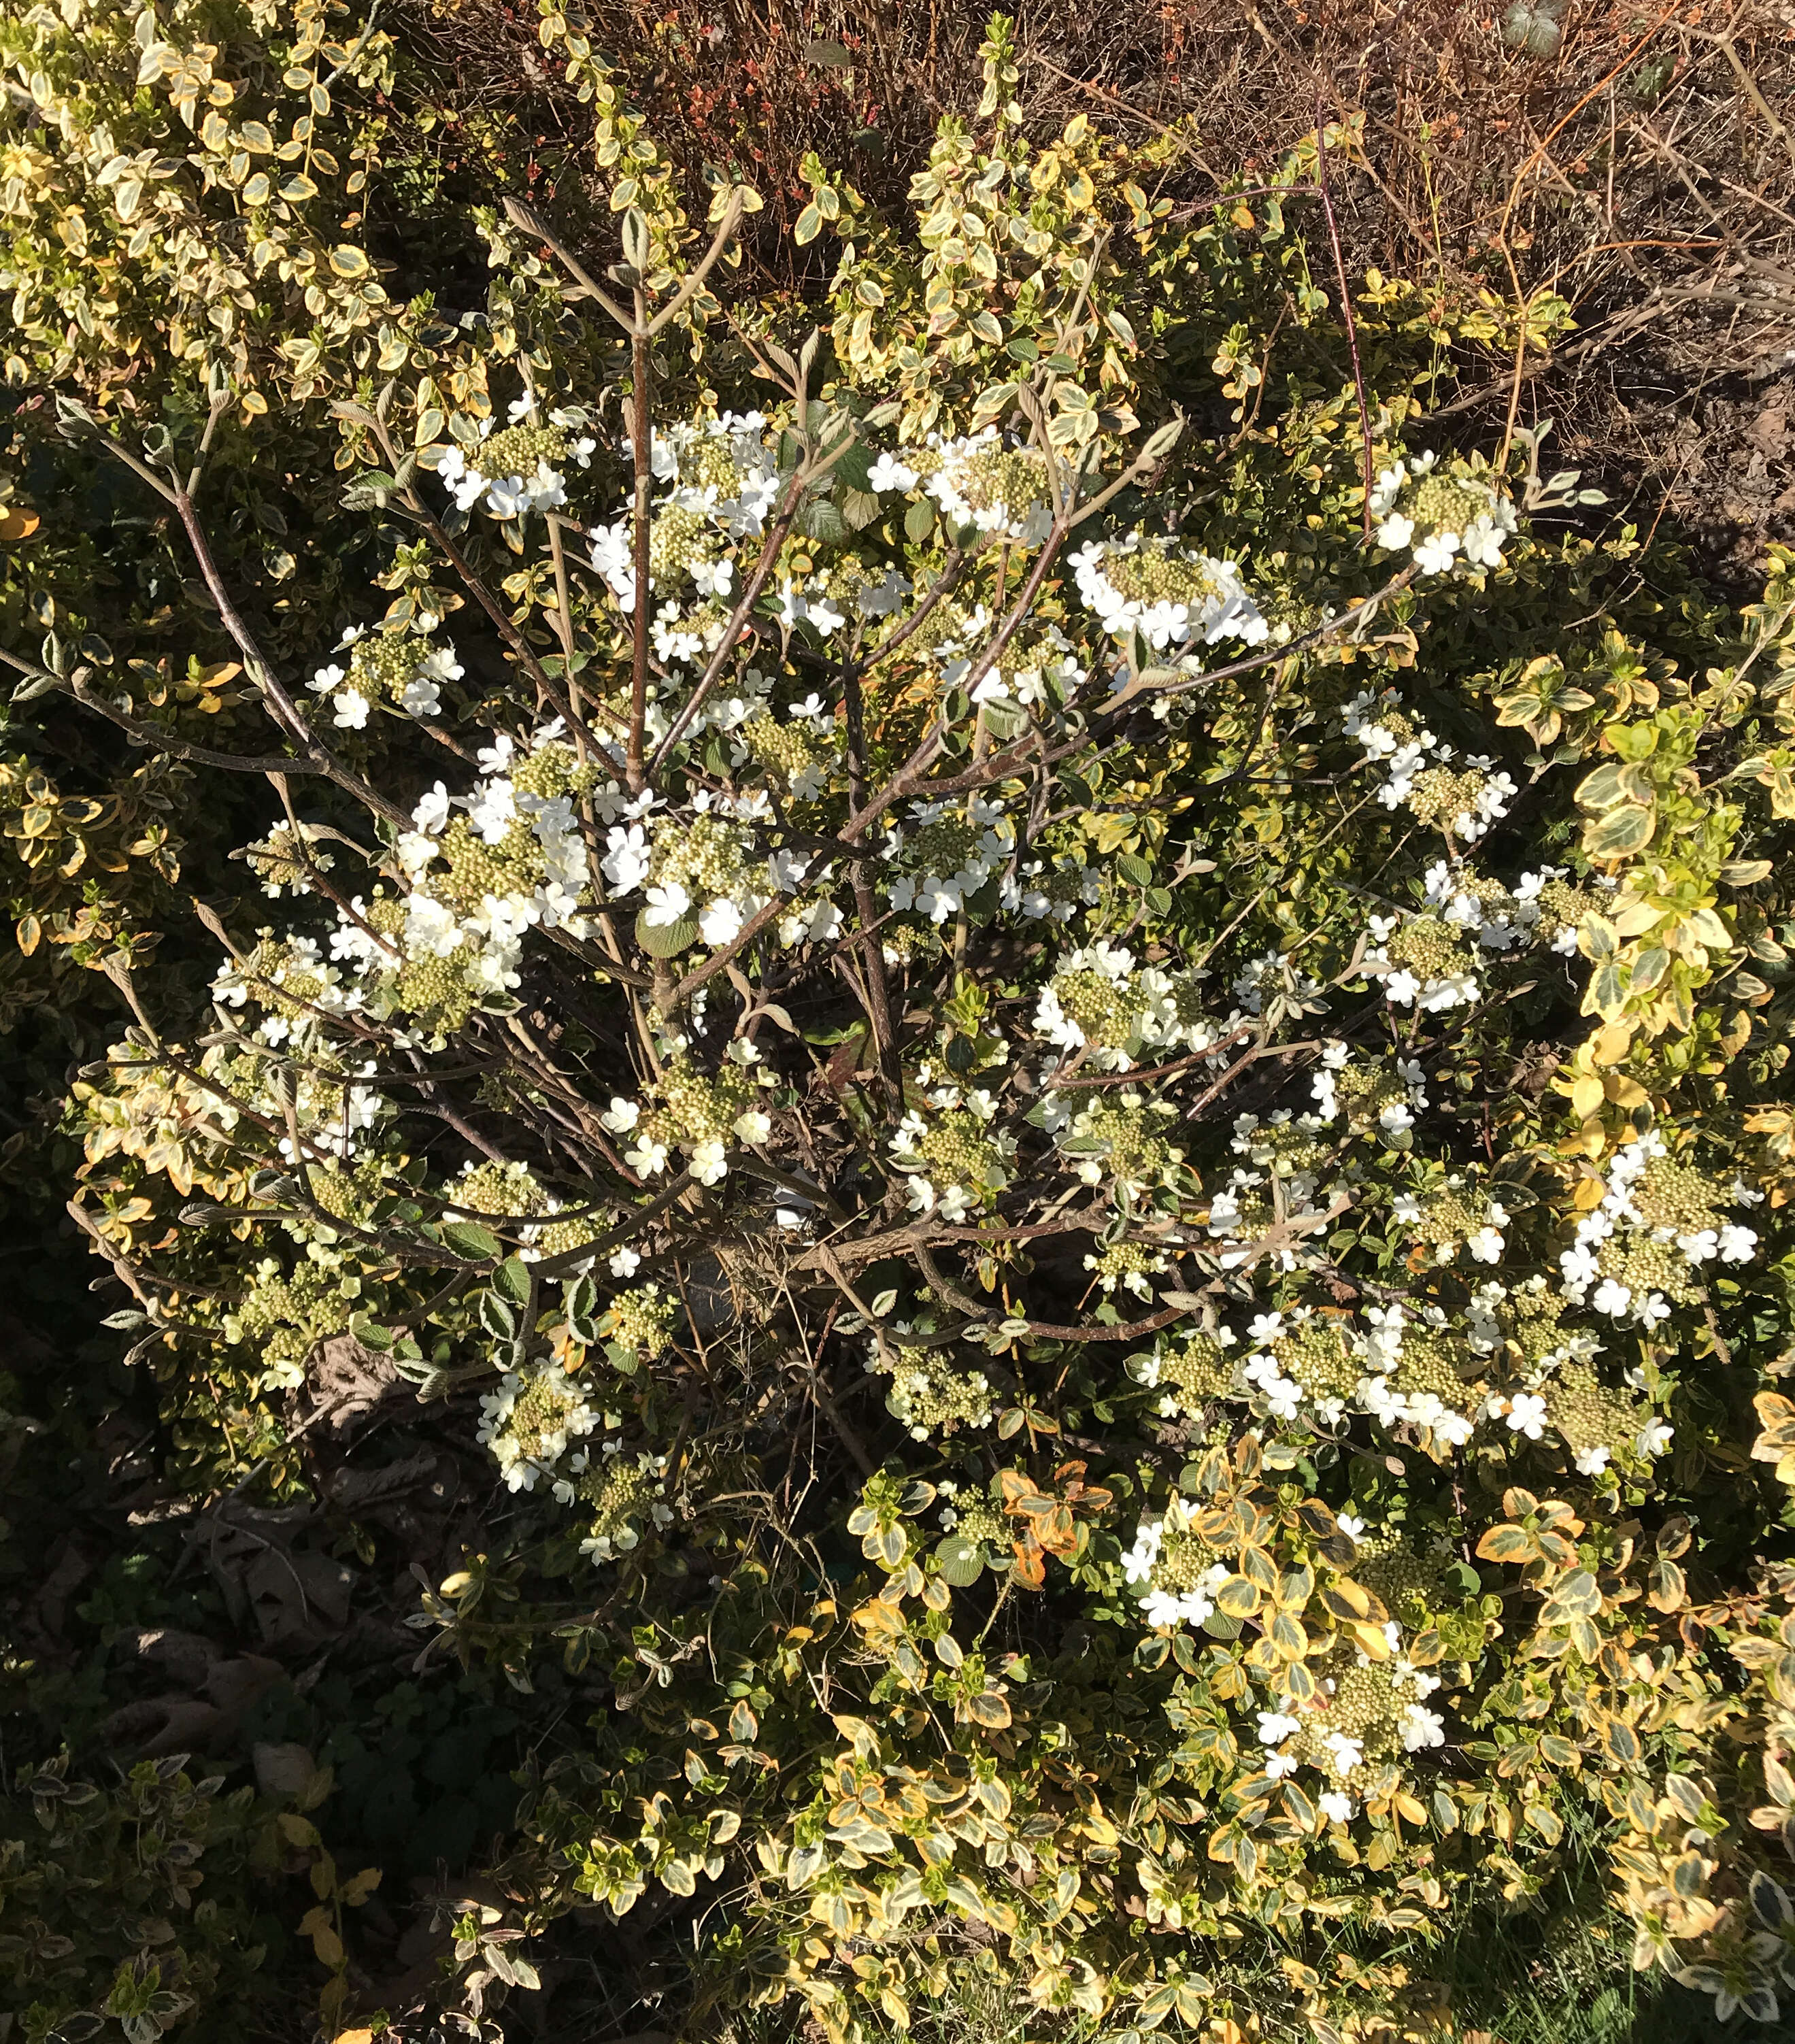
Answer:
[
  {"left": 1324, "top": 1732, "right": 1364, "bottom": 1776},
  {"left": 1337, "top": 1513, "right": 1366, "bottom": 1541},
  {"left": 691, "top": 1138, "right": 728, "bottom": 1186},
  {"left": 1399, "top": 1705, "right": 1446, "bottom": 1752},
  {"left": 624, "top": 1135, "right": 671, "bottom": 1177},
  {"left": 601, "top": 1096, "right": 640, "bottom": 1133},
  {"left": 699, "top": 897, "right": 745, "bottom": 946},
  {"left": 1560, "top": 1243, "right": 1599, "bottom": 1292},
  {"left": 1264, "top": 1751, "right": 1298, "bottom": 1779},
  {"left": 1318, "top": 1791, "right": 1354, "bottom": 1824},
  {"left": 401, "top": 673, "right": 442, "bottom": 718},
  {"left": 1468, "top": 1224, "right": 1505, "bottom": 1264},
  {"left": 1413, "top": 530, "right": 1460, "bottom": 575},
  {"left": 1637, "top": 1418, "right": 1673, "bottom": 1457},
  {"left": 332, "top": 687, "right": 371, "bottom": 730},
  {"left": 1376, "top": 512, "right": 1415, "bottom": 550},
  {"left": 1591, "top": 1277, "right": 1633, "bottom": 1319},
  {"left": 642, "top": 881, "right": 693, "bottom": 929},
  {"left": 1257, "top": 1710, "right": 1302, "bottom": 1746},
  {"left": 1505, "top": 1392, "right": 1547, "bottom": 1440},
  {"left": 1574, "top": 1445, "right": 1611, "bottom": 1475},
  {"left": 608, "top": 1246, "right": 642, "bottom": 1279},
  {"left": 733, "top": 1109, "right": 772, "bottom": 1145},
  {"left": 868, "top": 452, "right": 920, "bottom": 493},
  {"left": 413, "top": 783, "right": 452, "bottom": 833},
  {"left": 1719, "top": 1223, "right": 1758, "bottom": 1264},
  {"left": 310, "top": 661, "right": 345, "bottom": 694},
  {"left": 1140, "top": 1588, "right": 1184, "bottom": 1629}
]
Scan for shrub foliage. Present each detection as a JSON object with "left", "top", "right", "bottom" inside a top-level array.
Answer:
[{"left": 7, "top": 4, "right": 1795, "bottom": 2041}]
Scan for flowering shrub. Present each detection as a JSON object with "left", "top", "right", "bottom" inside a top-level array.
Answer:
[{"left": 15, "top": 3, "right": 1795, "bottom": 2037}]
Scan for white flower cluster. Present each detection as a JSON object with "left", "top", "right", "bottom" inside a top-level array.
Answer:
[
  {"left": 1558, "top": 1129, "right": 1760, "bottom": 1330},
  {"left": 1369, "top": 450, "right": 1517, "bottom": 575},
  {"left": 1069, "top": 535, "right": 1268, "bottom": 652},
  {"left": 1343, "top": 690, "right": 1517, "bottom": 843},
  {"left": 1353, "top": 1303, "right": 1478, "bottom": 1446},
  {"left": 884, "top": 794, "right": 1013, "bottom": 926},
  {"left": 308, "top": 624, "right": 464, "bottom": 730},
  {"left": 439, "top": 397, "right": 597, "bottom": 521},
  {"left": 477, "top": 1360, "right": 600, "bottom": 1493},
  {"left": 923, "top": 424, "right": 1058, "bottom": 543}
]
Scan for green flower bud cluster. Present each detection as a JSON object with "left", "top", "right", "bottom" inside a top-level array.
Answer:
[
  {"left": 1407, "top": 1186, "right": 1492, "bottom": 1256},
  {"left": 1386, "top": 915, "right": 1475, "bottom": 982},
  {"left": 1545, "top": 1362, "right": 1647, "bottom": 1467},
  {"left": 244, "top": 937, "right": 328, "bottom": 1022},
  {"left": 649, "top": 814, "right": 756, "bottom": 903},
  {"left": 911, "top": 1110, "right": 1011, "bottom": 1203},
  {"left": 1086, "top": 1240, "right": 1167, "bottom": 1294},
  {"left": 600, "top": 1284, "right": 677, "bottom": 1364},
  {"left": 348, "top": 632, "right": 429, "bottom": 708},
  {"left": 1406, "top": 767, "right": 1491, "bottom": 837},
  {"left": 1389, "top": 1329, "right": 1485, "bottom": 1418},
  {"left": 1236, "top": 1116, "right": 1329, "bottom": 1179},
  {"left": 739, "top": 711, "right": 841, "bottom": 789},
  {"left": 455, "top": 1159, "right": 547, "bottom": 1218},
  {"left": 537, "top": 1211, "right": 603, "bottom": 1261},
  {"left": 433, "top": 816, "right": 546, "bottom": 918},
  {"left": 499, "top": 1367, "right": 587, "bottom": 1465},
  {"left": 579, "top": 1452, "right": 668, "bottom": 1561},
  {"left": 948, "top": 1494, "right": 1007, "bottom": 1551},
  {"left": 307, "top": 1154, "right": 392, "bottom": 1225},
  {"left": 1101, "top": 542, "right": 1232, "bottom": 611},
  {"left": 1051, "top": 968, "right": 1138, "bottom": 1050},
  {"left": 1531, "top": 876, "right": 1603, "bottom": 945},
  {"left": 1071, "top": 1099, "right": 1184, "bottom": 1193},
  {"left": 640, "top": 1058, "right": 759, "bottom": 1152},
  {"left": 1409, "top": 471, "right": 1498, "bottom": 539},
  {"left": 1273, "top": 1319, "right": 1362, "bottom": 1405},
  {"left": 909, "top": 813, "right": 990, "bottom": 882},
  {"left": 1287, "top": 1660, "right": 1417, "bottom": 1783},
  {"left": 1505, "top": 1278, "right": 1569, "bottom": 1364},
  {"left": 224, "top": 1257, "right": 356, "bottom": 1384},
  {"left": 395, "top": 949, "right": 479, "bottom": 1033},
  {"left": 511, "top": 738, "right": 601, "bottom": 804},
  {"left": 1355, "top": 1536, "right": 1447, "bottom": 1631},
  {"left": 479, "top": 422, "right": 570, "bottom": 478},
  {"left": 1630, "top": 1154, "right": 1724, "bottom": 1237},
  {"left": 1151, "top": 1518, "right": 1226, "bottom": 1596},
  {"left": 246, "top": 820, "right": 333, "bottom": 897},
  {"left": 875, "top": 1347, "right": 994, "bottom": 1440},
  {"left": 940, "top": 443, "right": 1050, "bottom": 529},
  {"left": 1156, "top": 1331, "right": 1237, "bottom": 1410},
  {"left": 1595, "top": 1233, "right": 1699, "bottom": 1305},
  {"left": 365, "top": 894, "right": 406, "bottom": 939},
  {"left": 649, "top": 502, "right": 717, "bottom": 585},
  {"left": 1333, "top": 1062, "right": 1411, "bottom": 1138}
]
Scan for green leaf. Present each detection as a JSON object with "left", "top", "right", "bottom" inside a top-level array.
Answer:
[
  {"left": 1583, "top": 802, "right": 1656, "bottom": 858},
  {"left": 794, "top": 203, "right": 823, "bottom": 245},
  {"left": 493, "top": 1256, "right": 531, "bottom": 1306},
  {"left": 935, "top": 1535, "right": 986, "bottom": 1587},
  {"left": 905, "top": 496, "right": 937, "bottom": 542},
  {"left": 442, "top": 1221, "right": 503, "bottom": 1261},
  {"left": 636, "top": 909, "right": 699, "bottom": 958},
  {"left": 1539, "top": 1568, "right": 1603, "bottom": 1625}
]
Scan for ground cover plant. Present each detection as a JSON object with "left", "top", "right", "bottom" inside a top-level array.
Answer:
[{"left": 6, "top": 3, "right": 1795, "bottom": 2043}]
